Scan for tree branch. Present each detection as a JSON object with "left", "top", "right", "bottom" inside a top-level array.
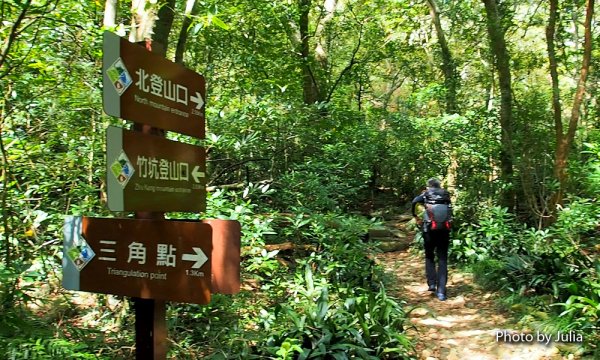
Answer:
[
  {"left": 566, "top": 0, "right": 593, "bottom": 146},
  {"left": 325, "top": 21, "right": 363, "bottom": 103},
  {"left": 208, "top": 158, "right": 271, "bottom": 186},
  {"left": 0, "top": 0, "right": 33, "bottom": 77}
]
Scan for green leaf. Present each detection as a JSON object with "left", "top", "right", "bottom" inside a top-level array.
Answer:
[
  {"left": 305, "top": 264, "right": 314, "bottom": 292},
  {"left": 210, "top": 15, "right": 230, "bottom": 30},
  {"left": 332, "top": 352, "right": 349, "bottom": 360},
  {"left": 316, "top": 288, "right": 329, "bottom": 321}
]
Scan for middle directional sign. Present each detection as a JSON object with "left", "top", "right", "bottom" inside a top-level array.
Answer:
[{"left": 106, "top": 126, "right": 206, "bottom": 212}]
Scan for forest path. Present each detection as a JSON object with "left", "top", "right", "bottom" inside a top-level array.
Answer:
[{"left": 374, "top": 215, "right": 567, "bottom": 360}]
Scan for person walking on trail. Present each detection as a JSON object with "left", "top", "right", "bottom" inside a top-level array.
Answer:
[{"left": 411, "top": 178, "right": 453, "bottom": 301}]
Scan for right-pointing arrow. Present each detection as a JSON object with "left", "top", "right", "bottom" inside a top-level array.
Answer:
[
  {"left": 182, "top": 247, "right": 208, "bottom": 269},
  {"left": 190, "top": 92, "right": 204, "bottom": 110}
]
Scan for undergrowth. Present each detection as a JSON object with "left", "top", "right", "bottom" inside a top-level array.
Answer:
[
  {"left": 0, "top": 188, "right": 413, "bottom": 359},
  {"left": 452, "top": 196, "right": 600, "bottom": 358}
]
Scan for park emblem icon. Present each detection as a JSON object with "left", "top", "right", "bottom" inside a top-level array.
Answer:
[
  {"left": 66, "top": 235, "right": 96, "bottom": 271},
  {"left": 110, "top": 150, "right": 135, "bottom": 188},
  {"left": 106, "top": 58, "right": 132, "bottom": 95}
]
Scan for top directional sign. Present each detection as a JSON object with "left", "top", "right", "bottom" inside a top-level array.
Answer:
[{"left": 102, "top": 31, "right": 206, "bottom": 138}]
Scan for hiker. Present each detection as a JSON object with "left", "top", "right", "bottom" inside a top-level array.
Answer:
[{"left": 411, "top": 178, "right": 452, "bottom": 301}]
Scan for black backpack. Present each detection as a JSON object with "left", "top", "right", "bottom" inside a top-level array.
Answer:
[{"left": 423, "top": 188, "right": 452, "bottom": 231}]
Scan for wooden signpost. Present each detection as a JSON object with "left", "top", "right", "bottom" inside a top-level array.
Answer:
[{"left": 63, "top": 31, "right": 241, "bottom": 360}]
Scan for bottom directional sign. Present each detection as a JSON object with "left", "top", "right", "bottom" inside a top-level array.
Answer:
[{"left": 63, "top": 216, "right": 212, "bottom": 304}]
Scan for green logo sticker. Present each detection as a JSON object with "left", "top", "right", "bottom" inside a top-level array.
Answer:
[
  {"left": 107, "top": 58, "right": 132, "bottom": 95},
  {"left": 67, "top": 236, "right": 95, "bottom": 271},
  {"left": 111, "top": 151, "right": 135, "bottom": 188}
]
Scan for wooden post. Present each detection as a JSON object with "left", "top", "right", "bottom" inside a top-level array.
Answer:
[
  {"left": 133, "top": 121, "right": 167, "bottom": 359},
  {"left": 134, "top": 298, "right": 167, "bottom": 359}
]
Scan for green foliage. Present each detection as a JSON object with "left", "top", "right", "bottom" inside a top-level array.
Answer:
[
  {"left": 243, "top": 211, "right": 412, "bottom": 359},
  {"left": 575, "top": 138, "right": 600, "bottom": 197},
  {"left": 453, "top": 147, "right": 600, "bottom": 348},
  {"left": 555, "top": 275, "right": 600, "bottom": 331},
  {"left": 457, "top": 195, "right": 600, "bottom": 350},
  {"left": 167, "top": 188, "right": 412, "bottom": 359},
  {"left": 278, "top": 160, "right": 361, "bottom": 212},
  {"left": 450, "top": 206, "right": 521, "bottom": 262},
  {"left": 2, "top": 338, "right": 99, "bottom": 360},
  {"left": 0, "top": 291, "right": 107, "bottom": 360},
  {"left": 262, "top": 266, "right": 412, "bottom": 359},
  {"left": 0, "top": 0, "right": 598, "bottom": 357}
]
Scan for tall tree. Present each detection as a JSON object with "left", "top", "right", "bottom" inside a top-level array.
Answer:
[
  {"left": 175, "top": 0, "right": 199, "bottom": 64},
  {"left": 482, "top": 0, "right": 515, "bottom": 210},
  {"left": 299, "top": 0, "right": 320, "bottom": 104},
  {"left": 293, "top": 0, "right": 366, "bottom": 105},
  {"left": 546, "top": 0, "right": 595, "bottom": 209},
  {"left": 153, "top": 0, "right": 176, "bottom": 56},
  {"left": 130, "top": 0, "right": 156, "bottom": 42},
  {"left": 103, "top": 0, "right": 118, "bottom": 28},
  {"left": 0, "top": 0, "right": 60, "bottom": 267},
  {"left": 426, "top": 0, "right": 459, "bottom": 114}
]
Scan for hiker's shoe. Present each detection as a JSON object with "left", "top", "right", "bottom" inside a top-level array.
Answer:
[
  {"left": 427, "top": 285, "right": 436, "bottom": 292},
  {"left": 436, "top": 293, "right": 447, "bottom": 301}
]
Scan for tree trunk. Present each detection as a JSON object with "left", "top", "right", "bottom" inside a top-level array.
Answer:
[
  {"left": 426, "top": 0, "right": 458, "bottom": 114},
  {"left": 103, "top": 0, "right": 117, "bottom": 28},
  {"left": 299, "top": 0, "right": 320, "bottom": 104},
  {"left": 0, "top": 91, "right": 11, "bottom": 267},
  {"left": 130, "top": 0, "right": 157, "bottom": 43},
  {"left": 313, "top": 0, "right": 336, "bottom": 99},
  {"left": 482, "top": 0, "right": 515, "bottom": 211},
  {"left": 153, "top": 0, "right": 176, "bottom": 57},
  {"left": 549, "top": 0, "right": 594, "bottom": 208},
  {"left": 175, "top": 0, "right": 198, "bottom": 64}
]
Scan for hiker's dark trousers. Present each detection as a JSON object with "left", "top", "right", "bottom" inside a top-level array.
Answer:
[{"left": 423, "top": 230, "right": 450, "bottom": 295}]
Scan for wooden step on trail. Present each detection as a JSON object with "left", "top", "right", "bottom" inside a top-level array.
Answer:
[{"left": 368, "top": 213, "right": 414, "bottom": 252}]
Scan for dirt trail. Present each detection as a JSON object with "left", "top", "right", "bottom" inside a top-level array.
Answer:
[{"left": 374, "top": 216, "right": 569, "bottom": 360}]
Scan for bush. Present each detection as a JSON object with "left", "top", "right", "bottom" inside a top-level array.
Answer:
[
  {"left": 456, "top": 196, "right": 600, "bottom": 353},
  {"left": 450, "top": 206, "right": 521, "bottom": 262},
  {"left": 167, "top": 188, "right": 412, "bottom": 359},
  {"left": 261, "top": 265, "right": 412, "bottom": 359}
]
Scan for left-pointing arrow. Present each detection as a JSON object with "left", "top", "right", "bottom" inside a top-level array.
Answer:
[
  {"left": 182, "top": 247, "right": 208, "bottom": 269},
  {"left": 192, "top": 165, "right": 205, "bottom": 183}
]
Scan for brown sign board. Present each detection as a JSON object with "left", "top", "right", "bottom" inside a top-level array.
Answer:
[
  {"left": 102, "top": 31, "right": 206, "bottom": 139},
  {"left": 202, "top": 219, "right": 241, "bottom": 294},
  {"left": 106, "top": 126, "right": 206, "bottom": 212},
  {"left": 63, "top": 216, "right": 212, "bottom": 304}
]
